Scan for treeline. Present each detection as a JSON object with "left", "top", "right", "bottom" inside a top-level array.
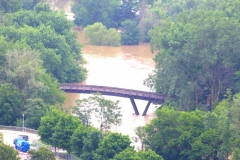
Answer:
[
  {"left": 142, "top": 0, "right": 240, "bottom": 158},
  {"left": 145, "top": 0, "right": 240, "bottom": 110},
  {"left": 0, "top": 2, "right": 86, "bottom": 129},
  {"left": 38, "top": 103, "right": 163, "bottom": 160},
  {"left": 137, "top": 91, "right": 240, "bottom": 159},
  {"left": 71, "top": 0, "right": 207, "bottom": 46}
]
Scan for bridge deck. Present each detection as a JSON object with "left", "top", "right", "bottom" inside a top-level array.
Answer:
[{"left": 60, "top": 84, "right": 167, "bottom": 103}]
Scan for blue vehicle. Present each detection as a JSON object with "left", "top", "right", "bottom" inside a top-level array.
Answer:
[
  {"left": 13, "top": 135, "right": 29, "bottom": 144},
  {"left": 15, "top": 139, "right": 30, "bottom": 152}
]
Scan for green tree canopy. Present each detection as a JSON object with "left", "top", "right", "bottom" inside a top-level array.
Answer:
[
  {"left": 70, "top": 125, "right": 100, "bottom": 157},
  {"left": 1, "top": 4, "right": 86, "bottom": 83},
  {"left": 72, "top": 93, "right": 122, "bottom": 133},
  {"left": 0, "top": 143, "right": 20, "bottom": 160},
  {"left": 83, "top": 22, "right": 121, "bottom": 46},
  {"left": 51, "top": 114, "right": 81, "bottom": 152},
  {"left": 38, "top": 108, "right": 65, "bottom": 147},
  {"left": 28, "top": 147, "right": 55, "bottom": 160},
  {"left": 0, "top": 0, "right": 23, "bottom": 13},
  {"left": 20, "top": 98, "right": 48, "bottom": 129},
  {"left": 1, "top": 49, "right": 65, "bottom": 128},
  {"left": 39, "top": 108, "right": 82, "bottom": 153},
  {"left": 142, "top": 106, "right": 235, "bottom": 160},
  {"left": 113, "top": 147, "right": 164, "bottom": 160},
  {"left": 0, "top": 83, "right": 22, "bottom": 125},
  {"left": 94, "top": 132, "right": 132, "bottom": 160},
  {"left": 80, "top": 129, "right": 103, "bottom": 160},
  {"left": 120, "top": 19, "right": 141, "bottom": 45},
  {"left": 0, "top": 132, "right": 3, "bottom": 143},
  {"left": 72, "top": 0, "right": 120, "bottom": 28},
  {"left": 146, "top": 1, "right": 240, "bottom": 110}
]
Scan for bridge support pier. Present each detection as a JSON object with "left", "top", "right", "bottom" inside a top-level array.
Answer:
[
  {"left": 130, "top": 98, "right": 139, "bottom": 115},
  {"left": 142, "top": 101, "right": 152, "bottom": 116}
]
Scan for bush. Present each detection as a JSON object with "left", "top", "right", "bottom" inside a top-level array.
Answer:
[
  {"left": 120, "top": 20, "right": 141, "bottom": 45},
  {"left": 0, "top": 143, "right": 19, "bottom": 160},
  {"left": 83, "top": 22, "right": 121, "bottom": 46},
  {"left": 0, "top": 132, "right": 3, "bottom": 143}
]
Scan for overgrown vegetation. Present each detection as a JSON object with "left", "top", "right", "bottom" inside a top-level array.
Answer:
[
  {"left": 0, "top": 2, "right": 86, "bottom": 129},
  {"left": 83, "top": 22, "right": 121, "bottom": 46},
  {"left": 1, "top": 0, "right": 240, "bottom": 159}
]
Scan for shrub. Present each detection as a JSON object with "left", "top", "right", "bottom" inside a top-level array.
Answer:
[{"left": 83, "top": 22, "right": 120, "bottom": 46}]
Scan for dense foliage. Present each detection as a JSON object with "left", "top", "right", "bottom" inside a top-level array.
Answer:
[
  {"left": 72, "top": 0, "right": 141, "bottom": 45},
  {"left": 0, "top": 143, "right": 20, "bottom": 160},
  {"left": 140, "top": 91, "right": 240, "bottom": 159},
  {"left": 28, "top": 147, "right": 56, "bottom": 160},
  {"left": 0, "top": 49, "right": 65, "bottom": 128},
  {"left": 72, "top": 93, "right": 122, "bottom": 133},
  {"left": 0, "top": 0, "right": 42, "bottom": 12},
  {"left": 120, "top": 20, "right": 141, "bottom": 45},
  {"left": 38, "top": 108, "right": 160, "bottom": 159},
  {"left": 72, "top": 0, "right": 139, "bottom": 29},
  {"left": 0, "top": 133, "right": 3, "bottom": 143},
  {"left": 113, "top": 148, "right": 164, "bottom": 160},
  {"left": 0, "top": 83, "right": 22, "bottom": 125},
  {"left": 83, "top": 22, "right": 121, "bottom": 46},
  {"left": 1, "top": 3, "right": 86, "bottom": 83},
  {"left": 145, "top": 0, "right": 240, "bottom": 110},
  {"left": 0, "top": 2, "right": 87, "bottom": 128}
]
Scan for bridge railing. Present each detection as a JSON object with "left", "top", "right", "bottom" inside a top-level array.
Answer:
[{"left": 61, "top": 84, "right": 167, "bottom": 100}]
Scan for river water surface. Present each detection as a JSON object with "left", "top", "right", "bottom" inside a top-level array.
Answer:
[{"left": 47, "top": 0, "right": 157, "bottom": 148}]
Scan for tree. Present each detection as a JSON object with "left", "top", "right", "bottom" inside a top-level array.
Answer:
[
  {"left": 146, "top": 4, "right": 240, "bottom": 110},
  {"left": 0, "top": 0, "right": 22, "bottom": 13},
  {"left": 51, "top": 114, "right": 81, "bottom": 152},
  {"left": 38, "top": 109, "right": 65, "bottom": 147},
  {"left": 113, "top": 147, "right": 137, "bottom": 160},
  {"left": 113, "top": 0, "right": 139, "bottom": 27},
  {"left": 1, "top": 5, "right": 86, "bottom": 83},
  {"left": 72, "top": 0, "right": 120, "bottom": 28},
  {"left": 120, "top": 20, "right": 141, "bottom": 45},
  {"left": 142, "top": 106, "right": 234, "bottom": 159},
  {"left": 232, "top": 148, "right": 240, "bottom": 160},
  {"left": 80, "top": 129, "right": 103, "bottom": 160},
  {"left": 93, "top": 132, "right": 131, "bottom": 160},
  {"left": 189, "top": 129, "right": 221, "bottom": 160},
  {"left": 133, "top": 126, "right": 147, "bottom": 150},
  {"left": 72, "top": 93, "right": 122, "bottom": 133},
  {"left": 28, "top": 147, "right": 55, "bottom": 160},
  {"left": 0, "top": 83, "right": 22, "bottom": 125},
  {"left": 143, "top": 107, "right": 213, "bottom": 159},
  {"left": 20, "top": 98, "right": 48, "bottom": 129},
  {"left": 213, "top": 91, "right": 240, "bottom": 158},
  {"left": 2, "top": 49, "right": 64, "bottom": 127},
  {"left": 22, "top": 0, "right": 42, "bottom": 10},
  {"left": 0, "top": 143, "right": 20, "bottom": 160},
  {"left": 4, "top": 49, "right": 48, "bottom": 106},
  {"left": 0, "top": 132, "right": 3, "bottom": 143},
  {"left": 70, "top": 123, "right": 89, "bottom": 157},
  {"left": 83, "top": 22, "right": 121, "bottom": 46},
  {"left": 113, "top": 148, "right": 164, "bottom": 160},
  {"left": 136, "top": 149, "right": 164, "bottom": 160}
]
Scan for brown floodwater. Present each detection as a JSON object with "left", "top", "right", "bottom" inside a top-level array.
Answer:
[{"left": 46, "top": 0, "right": 157, "bottom": 149}]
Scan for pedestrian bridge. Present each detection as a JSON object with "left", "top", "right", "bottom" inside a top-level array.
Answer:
[{"left": 60, "top": 84, "right": 168, "bottom": 116}]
